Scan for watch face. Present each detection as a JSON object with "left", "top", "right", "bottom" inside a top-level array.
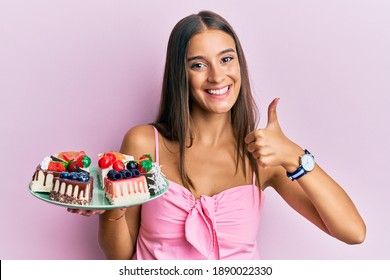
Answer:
[{"left": 301, "top": 154, "right": 315, "bottom": 172}]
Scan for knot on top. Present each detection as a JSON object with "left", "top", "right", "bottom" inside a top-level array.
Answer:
[{"left": 185, "top": 195, "right": 220, "bottom": 259}]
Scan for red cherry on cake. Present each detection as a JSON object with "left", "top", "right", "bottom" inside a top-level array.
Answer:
[
  {"left": 112, "top": 160, "right": 125, "bottom": 171},
  {"left": 98, "top": 156, "right": 112, "bottom": 169},
  {"left": 67, "top": 161, "right": 80, "bottom": 172},
  {"left": 105, "top": 152, "right": 117, "bottom": 163}
]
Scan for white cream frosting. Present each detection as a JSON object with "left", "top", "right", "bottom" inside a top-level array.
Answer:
[{"left": 40, "top": 156, "right": 51, "bottom": 170}]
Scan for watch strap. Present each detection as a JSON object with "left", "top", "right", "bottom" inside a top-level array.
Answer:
[
  {"left": 286, "top": 149, "right": 312, "bottom": 181},
  {"left": 286, "top": 166, "right": 307, "bottom": 181}
]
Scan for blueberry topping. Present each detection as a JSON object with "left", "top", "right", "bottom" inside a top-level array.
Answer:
[
  {"left": 79, "top": 172, "right": 89, "bottom": 177},
  {"left": 114, "top": 172, "right": 123, "bottom": 180},
  {"left": 78, "top": 173, "right": 90, "bottom": 182},
  {"left": 131, "top": 169, "right": 140, "bottom": 177},
  {"left": 60, "top": 172, "right": 70, "bottom": 179},
  {"left": 107, "top": 170, "right": 117, "bottom": 180},
  {"left": 120, "top": 169, "right": 132, "bottom": 179},
  {"left": 69, "top": 172, "right": 79, "bottom": 180},
  {"left": 107, "top": 169, "right": 123, "bottom": 181},
  {"left": 59, "top": 171, "right": 90, "bottom": 182},
  {"left": 126, "top": 161, "right": 138, "bottom": 170}
]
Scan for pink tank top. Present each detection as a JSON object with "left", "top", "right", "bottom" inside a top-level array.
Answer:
[{"left": 133, "top": 127, "right": 264, "bottom": 260}]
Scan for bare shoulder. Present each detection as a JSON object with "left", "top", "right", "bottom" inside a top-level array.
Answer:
[{"left": 120, "top": 124, "right": 156, "bottom": 159}]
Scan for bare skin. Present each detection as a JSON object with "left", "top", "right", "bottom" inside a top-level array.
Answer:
[{"left": 70, "top": 29, "right": 366, "bottom": 259}]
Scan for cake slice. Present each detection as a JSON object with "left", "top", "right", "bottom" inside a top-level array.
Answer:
[
  {"left": 30, "top": 151, "right": 94, "bottom": 205},
  {"left": 98, "top": 152, "right": 154, "bottom": 205},
  {"left": 30, "top": 156, "right": 67, "bottom": 193},
  {"left": 50, "top": 172, "right": 93, "bottom": 205},
  {"left": 30, "top": 167, "right": 61, "bottom": 193}
]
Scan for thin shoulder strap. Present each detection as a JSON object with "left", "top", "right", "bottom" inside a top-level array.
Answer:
[
  {"left": 152, "top": 126, "right": 159, "bottom": 164},
  {"left": 252, "top": 172, "right": 256, "bottom": 185}
]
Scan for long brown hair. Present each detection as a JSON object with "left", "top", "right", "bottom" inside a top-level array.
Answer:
[{"left": 153, "top": 10, "right": 259, "bottom": 189}]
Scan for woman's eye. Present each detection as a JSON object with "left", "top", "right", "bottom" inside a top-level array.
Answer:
[
  {"left": 190, "top": 62, "right": 206, "bottom": 69},
  {"left": 221, "top": 56, "right": 234, "bottom": 64}
]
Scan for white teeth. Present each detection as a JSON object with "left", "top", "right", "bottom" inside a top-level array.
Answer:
[{"left": 206, "top": 86, "right": 229, "bottom": 95}]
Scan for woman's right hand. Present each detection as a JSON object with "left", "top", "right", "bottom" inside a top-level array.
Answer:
[{"left": 67, "top": 208, "right": 106, "bottom": 216}]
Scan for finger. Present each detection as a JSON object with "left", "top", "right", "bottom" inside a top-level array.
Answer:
[
  {"left": 67, "top": 208, "right": 79, "bottom": 214},
  {"left": 266, "top": 97, "right": 280, "bottom": 128},
  {"left": 251, "top": 149, "right": 261, "bottom": 160},
  {"left": 244, "top": 131, "right": 256, "bottom": 144},
  {"left": 247, "top": 141, "right": 260, "bottom": 153},
  {"left": 245, "top": 129, "right": 264, "bottom": 145},
  {"left": 67, "top": 208, "right": 98, "bottom": 216},
  {"left": 257, "top": 160, "right": 266, "bottom": 168},
  {"left": 82, "top": 210, "right": 105, "bottom": 216},
  {"left": 246, "top": 141, "right": 254, "bottom": 153},
  {"left": 92, "top": 210, "right": 106, "bottom": 215}
]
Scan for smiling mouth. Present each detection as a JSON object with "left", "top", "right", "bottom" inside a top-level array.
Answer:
[{"left": 205, "top": 85, "right": 230, "bottom": 95}]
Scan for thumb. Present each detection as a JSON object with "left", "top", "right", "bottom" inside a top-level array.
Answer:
[{"left": 266, "top": 98, "right": 280, "bottom": 127}]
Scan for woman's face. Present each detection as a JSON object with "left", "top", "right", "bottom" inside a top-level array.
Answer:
[{"left": 186, "top": 29, "right": 241, "bottom": 115}]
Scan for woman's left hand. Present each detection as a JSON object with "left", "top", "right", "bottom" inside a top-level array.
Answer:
[
  {"left": 245, "top": 98, "right": 303, "bottom": 171},
  {"left": 246, "top": 98, "right": 366, "bottom": 244}
]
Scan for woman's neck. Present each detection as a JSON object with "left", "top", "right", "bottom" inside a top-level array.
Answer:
[{"left": 189, "top": 109, "right": 234, "bottom": 147}]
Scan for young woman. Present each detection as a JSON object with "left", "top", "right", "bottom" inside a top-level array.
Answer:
[{"left": 69, "top": 10, "right": 365, "bottom": 260}]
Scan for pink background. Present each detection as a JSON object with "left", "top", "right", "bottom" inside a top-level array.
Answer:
[{"left": 1, "top": 0, "right": 389, "bottom": 259}]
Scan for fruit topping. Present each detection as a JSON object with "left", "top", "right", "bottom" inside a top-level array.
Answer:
[
  {"left": 78, "top": 172, "right": 90, "bottom": 182},
  {"left": 82, "top": 156, "right": 92, "bottom": 168},
  {"left": 120, "top": 169, "right": 132, "bottom": 179},
  {"left": 59, "top": 172, "right": 70, "bottom": 179},
  {"left": 98, "top": 155, "right": 113, "bottom": 169},
  {"left": 138, "top": 159, "right": 152, "bottom": 173},
  {"left": 55, "top": 151, "right": 91, "bottom": 171},
  {"left": 69, "top": 172, "right": 79, "bottom": 181},
  {"left": 109, "top": 152, "right": 126, "bottom": 161},
  {"left": 105, "top": 152, "right": 117, "bottom": 163},
  {"left": 58, "top": 151, "right": 85, "bottom": 162},
  {"left": 131, "top": 169, "right": 141, "bottom": 177},
  {"left": 48, "top": 162, "right": 66, "bottom": 172},
  {"left": 99, "top": 151, "right": 153, "bottom": 179},
  {"left": 107, "top": 169, "right": 123, "bottom": 181},
  {"left": 139, "top": 154, "right": 153, "bottom": 161},
  {"left": 76, "top": 155, "right": 92, "bottom": 168},
  {"left": 112, "top": 160, "right": 125, "bottom": 171},
  {"left": 67, "top": 161, "right": 81, "bottom": 172},
  {"left": 126, "top": 161, "right": 138, "bottom": 170},
  {"left": 59, "top": 172, "right": 90, "bottom": 182}
]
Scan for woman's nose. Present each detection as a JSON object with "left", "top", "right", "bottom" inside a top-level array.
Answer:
[{"left": 207, "top": 65, "right": 225, "bottom": 83}]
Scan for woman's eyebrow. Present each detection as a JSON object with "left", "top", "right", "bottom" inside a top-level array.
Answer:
[{"left": 187, "top": 48, "right": 236, "bottom": 62}]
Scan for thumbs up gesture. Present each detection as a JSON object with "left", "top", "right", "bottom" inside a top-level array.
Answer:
[{"left": 245, "top": 98, "right": 302, "bottom": 170}]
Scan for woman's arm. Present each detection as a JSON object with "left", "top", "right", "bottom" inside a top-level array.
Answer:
[
  {"left": 98, "top": 124, "right": 156, "bottom": 259},
  {"left": 246, "top": 98, "right": 366, "bottom": 244},
  {"left": 268, "top": 163, "right": 366, "bottom": 244},
  {"left": 98, "top": 206, "right": 141, "bottom": 259}
]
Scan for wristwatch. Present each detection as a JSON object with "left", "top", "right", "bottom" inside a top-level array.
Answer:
[{"left": 286, "top": 149, "right": 315, "bottom": 181}]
